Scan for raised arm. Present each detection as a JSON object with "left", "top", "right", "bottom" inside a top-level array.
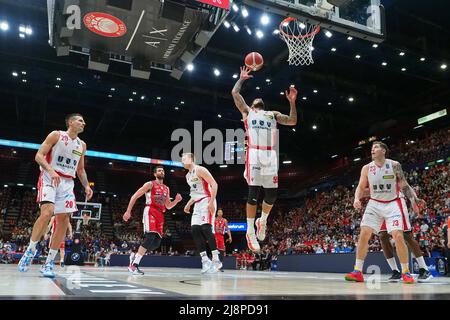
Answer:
[
  {"left": 274, "top": 86, "right": 298, "bottom": 126},
  {"left": 354, "top": 165, "right": 369, "bottom": 209},
  {"left": 165, "top": 188, "right": 182, "bottom": 210},
  {"left": 76, "top": 141, "right": 93, "bottom": 201},
  {"left": 231, "top": 66, "right": 252, "bottom": 117},
  {"left": 393, "top": 161, "right": 426, "bottom": 214},
  {"left": 123, "top": 182, "right": 152, "bottom": 221}
]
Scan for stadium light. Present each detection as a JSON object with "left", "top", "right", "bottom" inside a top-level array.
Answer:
[
  {"left": 261, "top": 14, "right": 270, "bottom": 26},
  {"left": 372, "top": 43, "right": 378, "bottom": 48},
  {"left": 325, "top": 30, "right": 332, "bottom": 38},
  {"left": 441, "top": 64, "right": 447, "bottom": 70},
  {"left": 331, "top": 47, "right": 337, "bottom": 52},
  {"left": 255, "top": 29, "right": 264, "bottom": 39},
  {"left": 223, "top": 20, "right": 231, "bottom": 29},
  {"left": 245, "top": 26, "right": 252, "bottom": 35},
  {"left": 0, "top": 21, "right": 9, "bottom": 31},
  {"left": 213, "top": 68, "right": 221, "bottom": 76},
  {"left": 420, "top": 57, "right": 426, "bottom": 62},
  {"left": 241, "top": 7, "right": 249, "bottom": 18},
  {"left": 219, "top": 165, "right": 228, "bottom": 168},
  {"left": 232, "top": 3, "right": 239, "bottom": 12},
  {"left": 348, "top": 97, "right": 354, "bottom": 102},
  {"left": 347, "top": 36, "right": 353, "bottom": 40},
  {"left": 231, "top": 22, "right": 240, "bottom": 32},
  {"left": 186, "top": 63, "right": 194, "bottom": 71},
  {"left": 382, "top": 62, "right": 387, "bottom": 66},
  {"left": 283, "top": 160, "right": 292, "bottom": 164},
  {"left": 399, "top": 51, "right": 405, "bottom": 56}
]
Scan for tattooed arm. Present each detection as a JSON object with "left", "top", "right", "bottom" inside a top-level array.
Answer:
[
  {"left": 231, "top": 66, "right": 252, "bottom": 117},
  {"left": 393, "top": 161, "right": 426, "bottom": 213},
  {"left": 274, "top": 86, "right": 298, "bottom": 126}
]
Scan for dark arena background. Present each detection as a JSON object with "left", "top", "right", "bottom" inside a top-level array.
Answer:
[{"left": 0, "top": 0, "right": 449, "bottom": 309}]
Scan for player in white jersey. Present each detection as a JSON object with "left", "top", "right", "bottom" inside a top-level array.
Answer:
[
  {"left": 231, "top": 66, "right": 298, "bottom": 252},
  {"left": 345, "top": 141, "right": 426, "bottom": 284},
  {"left": 182, "top": 153, "right": 222, "bottom": 273},
  {"left": 18, "top": 114, "right": 93, "bottom": 277}
]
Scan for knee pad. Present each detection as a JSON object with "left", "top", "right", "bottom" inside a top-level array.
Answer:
[
  {"left": 247, "top": 186, "right": 261, "bottom": 205},
  {"left": 263, "top": 188, "right": 277, "bottom": 205},
  {"left": 142, "top": 232, "right": 161, "bottom": 251}
]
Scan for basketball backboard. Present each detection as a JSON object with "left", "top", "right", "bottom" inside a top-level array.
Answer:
[
  {"left": 71, "top": 202, "right": 102, "bottom": 221},
  {"left": 241, "top": 0, "right": 385, "bottom": 42}
]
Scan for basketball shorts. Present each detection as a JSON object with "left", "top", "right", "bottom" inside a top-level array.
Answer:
[
  {"left": 191, "top": 197, "right": 216, "bottom": 230},
  {"left": 244, "top": 148, "right": 278, "bottom": 188},
  {"left": 215, "top": 234, "right": 225, "bottom": 251},
  {"left": 60, "top": 241, "right": 66, "bottom": 250},
  {"left": 361, "top": 198, "right": 411, "bottom": 234},
  {"left": 379, "top": 197, "right": 411, "bottom": 233},
  {"left": 36, "top": 171, "right": 77, "bottom": 214},
  {"left": 143, "top": 206, "right": 164, "bottom": 237}
]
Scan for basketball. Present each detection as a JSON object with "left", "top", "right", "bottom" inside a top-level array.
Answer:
[{"left": 245, "top": 52, "right": 264, "bottom": 71}]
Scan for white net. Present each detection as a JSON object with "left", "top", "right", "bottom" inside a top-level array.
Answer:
[{"left": 279, "top": 18, "right": 320, "bottom": 66}]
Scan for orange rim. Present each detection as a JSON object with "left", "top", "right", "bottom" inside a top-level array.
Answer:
[{"left": 279, "top": 17, "right": 321, "bottom": 39}]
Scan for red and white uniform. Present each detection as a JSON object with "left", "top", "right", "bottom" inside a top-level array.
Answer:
[
  {"left": 214, "top": 218, "right": 228, "bottom": 251},
  {"left": 143, "top": 181, "right": 169, "bottom": 237},
  {"left": 36, "top": 131, "right": 83, "bottom": 214},
  {"left": 361, "top": 159, "right": 410, "bottom": 234},
  {"left": 379, "top": 192, "right": 411, "bottom": 233},
  {"left": 244, "top": 109, "right": 279, "bottom": 188},
  {"left": 186, "top": 165, "right": 216, "bottom": 229}
]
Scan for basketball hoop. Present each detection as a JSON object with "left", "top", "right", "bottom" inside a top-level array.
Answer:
[{"left": 279, "top": 17, "right": 321, "bottom": 66}]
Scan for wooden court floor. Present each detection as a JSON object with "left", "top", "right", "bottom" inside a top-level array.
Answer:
[{"left": 1, "top": 264, "right": 450, "bottom": 300}]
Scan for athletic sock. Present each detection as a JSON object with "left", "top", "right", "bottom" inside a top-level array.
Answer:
[
  {"left": 200, "top": 251, "right": 209, "bottom": 263},
  {"left": 386, "top": 258, "right": 399, "bottom": 272},
  {"left": 401, "top": 263, "right": 410, "bottom": 274},
  {"left": 27, "top": 240, "right": 39, "bottom": 253},
  {"left": 354, "top": 259, "right": 364, "bottom": 272},
  {"left": 46, "top": 249, "right": 58, "bottom": 264},
  {"left": 212, "top": 250, "right": 220, "bottom": 262},
  {"left": 246, "top": 218, "right": 255, "bottom": 235},
  {"left": 416, "top": 256, "right": 428, "bottom": 270},
  {"left": 260, "top": 211, "right": 269, "bottom": 224},
  {"left": 133, "top": 253, "right": 143, "bottom": 266}
]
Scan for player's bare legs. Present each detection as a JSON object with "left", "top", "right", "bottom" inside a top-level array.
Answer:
[
  {"left": 30, "top": 204, "right": 54, "bottom": 244},
  {"left": 379, "top": 231, "right": 401, "bottom": 281},
  {"left": 391, "top": 230, "right": 413, "bottom": 282},
  {"left": 43, "top": 213, "right": 69, "bottom": 277},
  {"left": 256, "top": 200, "right": 273, "bottom": 241},
  {"left": 381, "top": 231, "right": 431, "bottom": 281},
  {"left": 18, "top": 204, "right": 54, "bottom": 272},
  {"left": 345, "top": 226, "right": 373, "bottom": 282}
]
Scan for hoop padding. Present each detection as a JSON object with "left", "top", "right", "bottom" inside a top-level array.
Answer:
[{"left": 279, "top": 18, "right": 320, "bottom": 66}]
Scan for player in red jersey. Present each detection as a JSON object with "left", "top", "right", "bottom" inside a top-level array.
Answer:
[
  {"left": 214, "top": 209, "right": 232, "bottom": 271},
  {"left": 123, "top": 166, "right": 182, "bottom": 275}
]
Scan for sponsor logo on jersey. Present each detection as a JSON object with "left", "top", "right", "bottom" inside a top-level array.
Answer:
[
  {"left": 83, "top": 12, "right": 127, "bottom": 37},
  {"left": 369, "top": 166, "right": 376, "bottom": 175},
  {"left": 379, "top": 184, "right": 384, "bottom": 190},
  {"left": 386, "top": 163, "right": 390, "bottom": 169},
  {"left": 259, "top": 120, "right": 265, "bottom": 126},
  {"left": 373, "top": 184, "right": 378, "bottom": 190},
  {"left": 72, "top": 150, "right": 82, "bottom": 156},
  {"left": 252, "top": 120, "right": 257, "bottom": 125},
  {"left": 383, "top": 175, "right": 395, "bottom": 179},
  {"left": 264, "top": 114, "right": 274, "bottom": 120},
  {"left": 386, "top": 184, "right": 392, "bottom": 190}
]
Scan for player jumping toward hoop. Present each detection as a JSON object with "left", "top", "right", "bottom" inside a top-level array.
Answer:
[
  {"left": 123, "top": 166, "right": 182, "bottom": 275},
  {"left": 231, "top": 66, "right": 298, "bottom": 252},
  {"left": 18, "top": 113, "right": 93, "bottom": 277}
]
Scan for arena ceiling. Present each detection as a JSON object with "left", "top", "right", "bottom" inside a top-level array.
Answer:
[{"left": 0, "top": 0, "right": 449, "bottom": 171}]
